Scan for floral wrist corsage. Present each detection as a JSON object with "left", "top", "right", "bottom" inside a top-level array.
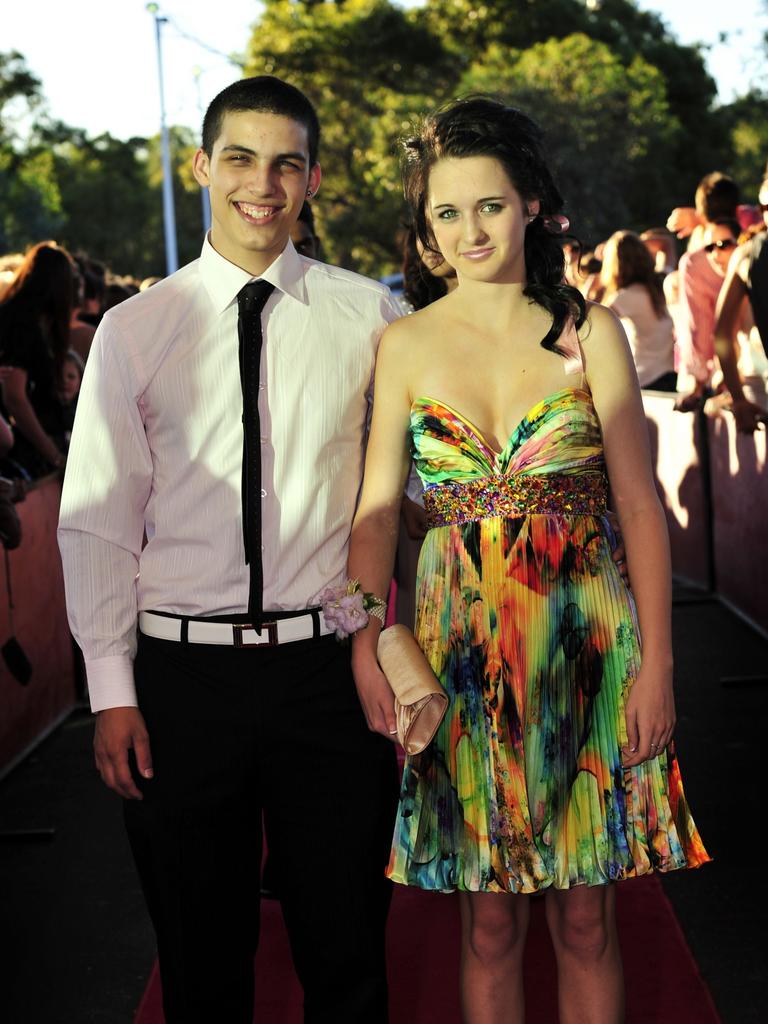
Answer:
[{"left": 320, "top": 578, "right": 387, "bottom": 640}]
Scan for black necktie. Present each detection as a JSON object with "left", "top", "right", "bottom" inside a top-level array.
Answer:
[{"left": 237, "top": 279, "right": 275, "bottom": 624}]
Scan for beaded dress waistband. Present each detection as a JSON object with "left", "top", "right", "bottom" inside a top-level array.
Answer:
[{"left": 423, "top": 471, "right": 608, "bottom": 529}]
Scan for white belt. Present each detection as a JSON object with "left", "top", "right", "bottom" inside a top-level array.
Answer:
[{"left": 138, "top": 610, "right": 332, "bottom": 647}]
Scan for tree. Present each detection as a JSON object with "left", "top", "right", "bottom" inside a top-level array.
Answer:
[
  {"left": 49, "top": 129, "right": 157, "bottom": 274},
  {"left": 460, "top": 33, "right": 680, "bottom": 241},
  {"left": 146, "top": 126, "right": 209, "bottom": 273},
  {"left": 245, "top": 0, "right": 456, "bottom": 272},
  {"left": 0, "top": 50, "right": 43, "bottom": 148},
  {"left": 241, "top": 0, "right": 725, "bottom": 271},
  {"left": 717, "top": 90, "right": 768, "bottom": 201},
  {"left": 0, "top": 51, "right": 63, "bottom": 251},
  {"left": 1, "top": 50, "right": 206, "bottom": 277}
]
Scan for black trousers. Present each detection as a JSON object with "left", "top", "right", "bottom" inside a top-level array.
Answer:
[{"left": 124, "top": 630, "right": 399, "bottom": 1024}]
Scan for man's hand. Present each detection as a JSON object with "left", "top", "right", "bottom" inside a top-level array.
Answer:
[
  {"left": 94, "top": 706, "right": 153, "bottom": 800},
  {"left": 666, "top": 207, "right": 700, "bottom": 239},
  {"left": 351, "top": 651, "right": 398, "bottom": 740},
  {"left": 732, "top": 396, "right": 768, "bottom": 435},
  {"left": 674, "top": 387, "right": 705, "bottom": 413}
]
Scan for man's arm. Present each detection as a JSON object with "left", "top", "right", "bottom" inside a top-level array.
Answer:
[
  {"left": 58, "top": 316, "right": 155, "bottom": 798},
  {"left": 714, "top": 246, "right": 768, "bottom": 433}
]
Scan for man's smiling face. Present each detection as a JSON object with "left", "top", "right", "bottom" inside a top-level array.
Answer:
[{"left": 193, "top": 109, "right": 321, "bottom": 276}]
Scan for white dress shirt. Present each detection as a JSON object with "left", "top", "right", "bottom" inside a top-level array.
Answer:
[{"left": 58, "top": 238, "right": 401, "bottom": 712}]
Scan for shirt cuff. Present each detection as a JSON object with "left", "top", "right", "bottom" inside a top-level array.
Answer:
[{"left": 85, "top": 654, "right": 138, "bottom": 713}]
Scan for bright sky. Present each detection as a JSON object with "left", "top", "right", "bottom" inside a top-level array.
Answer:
[{"left": 4, "top": 0, "right": 767, "bottom": 143}]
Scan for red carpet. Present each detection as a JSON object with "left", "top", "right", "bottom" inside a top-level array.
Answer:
[{"left": 135, "top": 873, "right": 719, "bottom": 1023}]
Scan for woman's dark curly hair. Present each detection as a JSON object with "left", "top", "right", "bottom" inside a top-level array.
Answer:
[
  {"left": 402, "top": 96, "right": 586, "bottom": 354},
  {"left": 401, "top": 222, "right": 450, "bottom": 311}
]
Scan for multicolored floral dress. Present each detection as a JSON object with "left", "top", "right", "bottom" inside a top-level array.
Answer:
[{"left": 387, "top": 335, "right": 710, "bottom": 893}]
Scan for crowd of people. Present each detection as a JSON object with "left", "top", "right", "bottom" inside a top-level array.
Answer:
[
  {"left": 0, "top": 71, "right": 764, "bottom": 1023},
  {"left": 1, "top": 167, "right": 766, "bottom": 491}
]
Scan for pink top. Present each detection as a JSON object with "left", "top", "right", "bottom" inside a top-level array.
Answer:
[{"left": 676, "top": 249, "right": 723, "bottom": 384}]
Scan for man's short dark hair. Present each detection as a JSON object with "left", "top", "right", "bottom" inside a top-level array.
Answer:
[
  {"left": 202, "top": 76, "right": 320, "bottom": 165},
  {"left": 695, "top": 172, "right": 740, "bottom": 222}
]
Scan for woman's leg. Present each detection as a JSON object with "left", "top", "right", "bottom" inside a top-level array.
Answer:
[
  {"left": 545, "top": 884, "right": 624, "bottom": 1024},
  {"left": 458, "top": 891, "right": 530, "bottom": 1024}
]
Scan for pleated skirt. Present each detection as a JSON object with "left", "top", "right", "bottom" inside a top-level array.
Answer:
[{"left": 386, "top": 513, "right": 710, "bottom": 893}]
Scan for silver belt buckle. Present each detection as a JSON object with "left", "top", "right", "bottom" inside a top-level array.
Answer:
[{"left": 233, "top": 622, "right": 278, "bottom": 648}]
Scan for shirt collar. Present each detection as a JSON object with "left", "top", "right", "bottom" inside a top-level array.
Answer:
[{"left": 199, "top": 234, "right": 308, "bottom": 314}]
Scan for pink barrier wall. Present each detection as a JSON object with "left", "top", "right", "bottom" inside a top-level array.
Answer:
[
  {"left": 642, "top": 394, "right": 711, "bottom": 590},
  {"left": 0, "top": 476, "right": 75, "bottom": 773},
  {"left": 707, "top": 413, "right": 768, "bottom": 635}
]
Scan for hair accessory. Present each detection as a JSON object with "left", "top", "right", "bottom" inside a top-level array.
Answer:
[
  {"left": 542, "top": 214, "right": 570, "bottom": 233},
  {"left": 320, "top": 578, "right": 387, "bottom": 639}
]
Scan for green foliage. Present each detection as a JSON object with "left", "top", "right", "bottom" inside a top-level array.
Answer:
[
  {"left": 0, "top": 51, "right": 61, "bottom": 251},
  {"left": 460, "top": 34, "right": 680, "bottom": 241},
  {"left": 0, "top": 147, "right": 63, "bottom": 251},
  {"left": 0, "top": 50, "right": 43, "bottom": 147},
  {"left": 240, "top": 0, "right": 733, "bottom": 270},
  {"left": 0, "top": 50, "right": 209, "bottom": 277},
  {"left": 245, "top": 0, "right": 456, "bottom": 272},
  {"left": 716, "top": 91, "right": 768, "bottom": 201},
  {"left": 3, "top": 0, "right": 768, "bottom": 278}
]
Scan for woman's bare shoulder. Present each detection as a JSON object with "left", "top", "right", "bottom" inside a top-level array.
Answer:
[
  {"left": 380, "top": 294, "right": 452, "bottom": 350},
  {"left": 579, "top": 301, "right": 625, "bottom": 351}
]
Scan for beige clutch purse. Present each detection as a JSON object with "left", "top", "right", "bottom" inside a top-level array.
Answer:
[{"left": 377, "top": 624, "right": 448, "bottom": 755}]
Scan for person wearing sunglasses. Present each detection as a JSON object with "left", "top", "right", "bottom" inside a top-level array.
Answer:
[
  {"left": 675, "top": 217, "right": 742, "bottom": 411},
  {"left": 714, "top": 179, "right": 768, "bottom": 433}
]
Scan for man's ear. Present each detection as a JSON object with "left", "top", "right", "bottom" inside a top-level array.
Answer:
[
  {"left": 307, "top": 163, "right": 322, "bottom": 199},
  {"left": 192, "top": 148, "right": 211, "bottom": 188}
]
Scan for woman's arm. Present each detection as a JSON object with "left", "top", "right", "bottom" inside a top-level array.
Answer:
[
  {"left": 583, "top": 304, "right": 675, "bottom": 767},
  {"left": 347, "top": 319, "right": 415, "bottom": 738},
  {"left": 0, "top": 367, "right": 63, "bottom": 467}
]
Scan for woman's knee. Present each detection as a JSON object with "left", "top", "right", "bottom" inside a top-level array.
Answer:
[
  {"left": 463, "top": 895, "right": 529, "bottom": 965},
  {"left": 548, "top": 888, "right": 613, "bottom": 960}
]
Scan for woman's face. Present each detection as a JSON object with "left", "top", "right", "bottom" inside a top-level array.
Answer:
[
  {"left": 59, "top": 361, "right": 82, "bottom": 403},
  {"left": 427, "top": 155, "right": 537, "bottom": 284},
  {"left": 703, "top": 223, "right": 738, "bottom": 276}
]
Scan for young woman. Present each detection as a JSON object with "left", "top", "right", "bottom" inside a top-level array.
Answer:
[
  {"left": 348, "top": 98, "right": 709, "bottom": 1023},
  {"left": 0, "top": 241, "right": 74, "bottom": 476},
  {"left": 600, "top": 230, "right": 676, "bottom": 391}
]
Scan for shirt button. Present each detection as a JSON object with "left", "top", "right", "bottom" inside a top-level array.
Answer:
[
  {"left": 258, "top": 382, "right": 266, "bottom": 390},
  {"left": 260, "top": 488, "right": 267, "bottom": 497},
  {"left": 260, "top": 437, "right": 267, "bottom": 445}
]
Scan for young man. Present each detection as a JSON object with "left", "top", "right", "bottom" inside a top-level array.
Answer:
[{"left": 58, "top": 77, "right": 400, "bottom": 1024}]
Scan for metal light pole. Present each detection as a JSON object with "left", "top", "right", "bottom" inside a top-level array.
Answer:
[{"left": 147, "top": 3, "right": 179, "bottom": 275}]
